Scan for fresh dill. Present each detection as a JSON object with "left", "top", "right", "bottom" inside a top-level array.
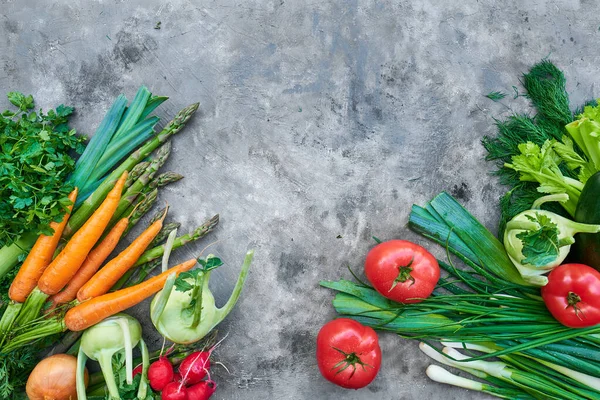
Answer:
[
  {"left": 485, "top": 91, "right": 507, "bottom": 102},
  {"left": 482, "top": 60, "right": 583, "bottom": 237}
]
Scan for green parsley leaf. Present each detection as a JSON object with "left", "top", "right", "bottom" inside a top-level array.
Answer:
[
  {"left": 7, "top": 92, "right": 33, "bottom": 111},
  {"left": 0, "top": 92, "right": 85, "bottom": 246}
]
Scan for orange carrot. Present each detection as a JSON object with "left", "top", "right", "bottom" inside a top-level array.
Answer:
[
  {"left": 64, "top": 258, "right": 198, "bottom": 331},
  {"left": 77, "top": 213, "right": 166, "bottom": 302},
  {"left": 38, "top": 171, "right": 128, "bottom": 295},
  {"left": 9, "top": 188, "right": 78, "bottom": 303},
  {"left": 47, "top": 217, "right": 130, "bottom": 308}
]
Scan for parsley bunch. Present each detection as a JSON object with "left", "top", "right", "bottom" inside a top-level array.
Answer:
[{"left": 0, "top": 92, "right": 85, "bottom": 247}]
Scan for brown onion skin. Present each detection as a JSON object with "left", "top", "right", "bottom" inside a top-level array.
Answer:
[{"left": 26, "top": 354, "right": 89, "bottom": 400}]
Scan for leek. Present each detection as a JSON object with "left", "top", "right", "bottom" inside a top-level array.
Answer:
[{"left": 69, "top": 95, "right": 128, "bottom": 189}]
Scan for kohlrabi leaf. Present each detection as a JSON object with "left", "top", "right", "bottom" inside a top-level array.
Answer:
[
  {"left": 174, "top": 256, "right": 223, "bottom": 293},
  {"left": 174, "top": 271, "right": 197, "bottom": 292},
  {"left": 516, "top": 213, "right": 560, "bottom": 266},
  {"left": 198, "top": 256, "right": 223, "bottom": 271}
]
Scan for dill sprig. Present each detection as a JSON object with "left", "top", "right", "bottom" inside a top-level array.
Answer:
[
  {"left": 482, "top": 60, "right": 581, "bottom": 237},
  {"left": 522, "top": 60, "right": 573, "bottom": 129},
  {"left": 485, "top": 91, "right": 507, "bottom": 102},
  {"left": 0, "top": 347, "right": 40, "bottom": 398}
]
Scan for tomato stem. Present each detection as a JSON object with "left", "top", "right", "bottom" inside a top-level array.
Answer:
[
  {"left": 389, "top": 257, "right": 416, "bottom": 292},
  {"left": 330, "top": 346, "right": 373, "bottom": 378},
  {"left": 566, "top": 291, "right": 586, "bottom": 321}
]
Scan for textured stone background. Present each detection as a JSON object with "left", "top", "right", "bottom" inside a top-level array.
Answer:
[{"left": 1, "top": 0, "right": 597, "bottom": 399}]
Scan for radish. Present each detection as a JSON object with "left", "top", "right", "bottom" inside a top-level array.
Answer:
[
  {"left": 178, "top": 351, "right": 210, "bottom": 385},
  {"left": 161, "top": 381, "right": 188, "bottom": 400},
  {"left": 132, "top": 364, "right": 143, "bottom": 377},
  {"left": 173, "top": 372, "right": 183, "bottom": 382},
  {"left": 187, "top": 380, "right": 216, "bottom": 400},
  {"left": 148, "top": 356, "right": 175, "bottom": 391}
]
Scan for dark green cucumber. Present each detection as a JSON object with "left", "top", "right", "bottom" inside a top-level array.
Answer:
[{"left": 573, "top": 171, "right": 600, "bottom": 270}]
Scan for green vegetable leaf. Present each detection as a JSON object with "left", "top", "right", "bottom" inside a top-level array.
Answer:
[
  {"left": 0, "top": 93, "right": 85, "bottom": 246},
  {"left": 10, "top": 196, "right": 33, "bottom": 210},
  {"left": 174, "top": 271, "right": 196, "bottom": 292},
  {"left": 7, "top": 92, "right": 33, "bottom": 111},
  {"left": 174, "top": 255, "right": 223, "bottom": 293},
  {"left": 198, "top": 256, "right": 223, "bottom": 271},
  {"left": 55, "top": 104, "right": 73, "bottom": 117},
  {"left": 552, "top": 136, "right": 596, "bottom": 183},
  {"left": 516, "top": 213, "right": 560, "bottom": 267},
  {"left": 579, "top": 99, "right": 600, "bottom": 121},
  {"left": 118, "top": 374, "right": 142, "bottom": 399},
  {"left": 38, "top": 130, "right": 50, "bottom": 141}
]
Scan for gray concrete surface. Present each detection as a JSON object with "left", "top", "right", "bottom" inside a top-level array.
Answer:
[{"left": 1, "top": 0, "right": 596, "bottom": 398}]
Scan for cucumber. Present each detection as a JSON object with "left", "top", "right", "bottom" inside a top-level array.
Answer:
[{"left": 573, "top": 171, "right": 600, "bottom": 270}]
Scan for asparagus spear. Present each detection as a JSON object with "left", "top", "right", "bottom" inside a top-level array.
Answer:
[
  {"left": 120, "top": 171, "right": 183, "bottom": 222},
  {"left": 149, "top": 207, "right": 167, "bottom": 225},
  {"left": 63, "top": 103, "right": 200, "bottom": 238},
  {"left": 149, "top": 171, "right": 184, "bottom": 190},
  {"left": 135, "top": 214, "right": 219, "bottom": 266},
  {"left": 124, "top": 161, "right": 150, "bottom": 188},
  {"left": 109, "top": 142, "right": 171, "bottom": 226},
  {"left": 124, "top": 188, "right": 158, "bottom": 235},
  {"left": 150, "top": 222, "right": 181, "bottom": 247}
]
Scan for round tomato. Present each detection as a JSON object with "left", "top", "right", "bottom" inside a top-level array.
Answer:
[
  {"left": 316, "top": 318, "right": 381, "bottom": 389},
  {"left": 365, "top": 240, "right": 439, "bottom": 303},
  {"left": 541, "top": 263, "right": 600, "bottom": 328}
]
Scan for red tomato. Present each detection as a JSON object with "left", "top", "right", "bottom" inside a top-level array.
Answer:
[
  {"left": 316, "top": 318, "right": 381, "bottom": 389},
  {"left": 365, "top": 240, "right": 440, "bottom": 303},
  {"left": 541, "top": 263, "right": 600, "bottom": 328}
]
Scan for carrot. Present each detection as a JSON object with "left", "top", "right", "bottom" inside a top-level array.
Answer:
[
  {"left": 47, "top": 218, "right": 129, "bottom": 309},
  {"left": 9, "top": 188, "right": 78, "bottom": 303},
  {"left": 64, "top": 258, "right": 198, "bottom": 331},
  {"left": 76, "top": 210, "right": 166, "bottom": 302},
  {"left": 38, "top": 171, "right": 128, "bottom": 295}
]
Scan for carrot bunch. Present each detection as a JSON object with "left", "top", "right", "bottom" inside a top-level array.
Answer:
[
  {"left": 11, "top": 172, "right": 179, "bottom": 325},
  {"left": 2, "top": 164, "right": 215, "bottom": 347}
]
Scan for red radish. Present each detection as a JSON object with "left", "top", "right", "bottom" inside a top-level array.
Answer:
[
  {"left": 187, "top": 380, "right": 217, "bottom": 400},
  {"left": 161, "top": 381, "right": 188, "bottom": 400},
  {"left": 178, "top": 351, "right": 210, "bottom": 385},
  {"left": 133, "top": 364, "right": 143, "bottom": 377},
  {"left": 148, "top": 356, "right": 175, "bottom": 391},
  {"left": 173, "top": 372, "right": 183, "bottom": 382}
]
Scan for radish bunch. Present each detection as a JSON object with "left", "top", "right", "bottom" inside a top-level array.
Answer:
[{"left": 145, "top": 351, "right": 216, "bottom": 400}]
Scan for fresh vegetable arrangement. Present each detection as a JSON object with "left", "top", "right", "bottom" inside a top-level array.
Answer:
[
  {"left": 318, "top": 60, "right": 600, "bottom": 399},
  {"left": 0, "top": 88, "right": 254, "bottom": 398}
]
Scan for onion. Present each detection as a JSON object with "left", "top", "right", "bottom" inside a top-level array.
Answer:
[{"left": 26, "top": 354, "right": 89, "bottom": 400}]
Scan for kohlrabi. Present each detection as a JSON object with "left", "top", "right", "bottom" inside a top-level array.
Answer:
[
  {"left": 150, "top": 250, "right": 254, "bottom": 344},
  {"left": 76, "top": 313, "right": 149, "bottom": 400},
  {"left": 504, "top": 194, "right": 600, "bottom": 286}
]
